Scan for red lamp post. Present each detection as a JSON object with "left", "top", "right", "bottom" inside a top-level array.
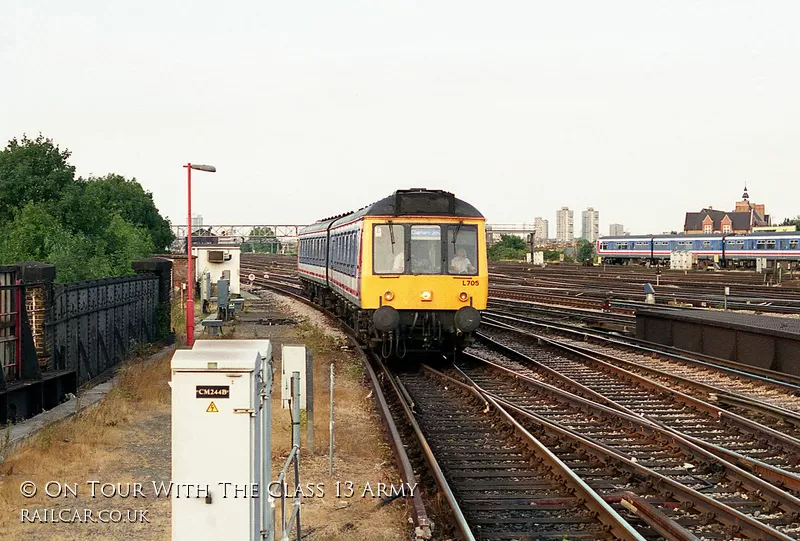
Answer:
[{"left": 184, "top": 162, "right": 216, "bottom": 347}]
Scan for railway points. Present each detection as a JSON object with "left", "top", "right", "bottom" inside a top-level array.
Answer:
[{"left": 455, "top": 351, "right": 798, "bottom": 539}]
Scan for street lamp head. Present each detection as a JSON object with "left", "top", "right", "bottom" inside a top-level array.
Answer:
[{"left": 187, "top": 163, "right": 216, "bottom": 173}]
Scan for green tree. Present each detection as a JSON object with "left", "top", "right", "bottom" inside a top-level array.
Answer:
[
  {"left": 248, "top": 227, "right": 281, "bottom": 253},
  {"left": 0, "top": 203, "right": 152, "bottom": 282},
  {"left": 80, "top": 174, "right": 173, "bottom": 251},
  {"left": 0, "top": 134, "right": 173, "bottom": 281},
  {"left": 0, "top": 202, "right": 71, "bottom": 263},
  {"left": 488, "top": 234, "right": 529, "bottom": 261},
  {"left": 576, "top": 239, "right": 595, "bottom": 264},
  {"left": 780, "top": 217, "right": 800, "bottom": 228},
  {"left": 0, "top": 134, "right": 75, "bottom": 224}
]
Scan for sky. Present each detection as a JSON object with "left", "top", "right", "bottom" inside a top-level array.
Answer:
[{"left": 2, "top": 1, "right": 798, "bottom": 236}]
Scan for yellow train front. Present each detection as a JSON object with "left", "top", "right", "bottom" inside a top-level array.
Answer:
[{"left": 298, "top": 189, "right": 488, "bottom": 358}]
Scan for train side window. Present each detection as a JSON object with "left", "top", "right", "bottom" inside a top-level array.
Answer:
[
  {"left": 791, "top": 240, "right": 799, "bottom": 249},
  {"left": 373, "top": 225, "right": 405, "bottom": 274},
  {"left": 447, "top": 225, "right": 478, "bottom": 275},
  {"left": 600, "top": 242, "right": 608, "bottom": 250},
  {"left": 349, "top": 232, "right": 356, "bottom": 269}
]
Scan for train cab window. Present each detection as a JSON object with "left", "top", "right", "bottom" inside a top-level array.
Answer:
[
  {"left": 447, "top": 225, "right": 478, "bottom": 275},
  {"left": 373, "top": 225, "right": 405, "bottom": 274},
  {"left": 410, "top": 225, "right": 442, "bottom": 275}
]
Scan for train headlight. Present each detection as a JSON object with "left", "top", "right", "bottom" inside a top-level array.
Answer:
[
  {"left": 420, "top": 291, "right": 432, "bottom": 302},
  {"left": 384, "top": 291, "right": 394, "bottom": 301},
  {"left": 458, "top": 292, "right": 469, "bottom": 302}
]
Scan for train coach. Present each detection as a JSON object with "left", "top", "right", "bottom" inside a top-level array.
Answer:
[
  {"left": 298, "top": 189, "right": 488, "bottom": 357},
  {"left": 597, "top": 232, "right": 800, "bottom": 266}
]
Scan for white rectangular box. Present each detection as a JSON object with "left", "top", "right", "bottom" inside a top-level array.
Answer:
[
  {"left": 281, "top": 344, "right": 306, "bottom": 410},
  {"left": 171, "top": 344, "right": 265, "bottom": 541}
]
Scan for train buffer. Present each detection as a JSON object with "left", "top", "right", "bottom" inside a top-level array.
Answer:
[{"left": 201, "top": 315, "right": 223, "bottom": 336}]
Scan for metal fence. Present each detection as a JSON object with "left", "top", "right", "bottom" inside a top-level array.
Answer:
[{"left": 49, "top": 275, "right": 159, "bottom": 385}]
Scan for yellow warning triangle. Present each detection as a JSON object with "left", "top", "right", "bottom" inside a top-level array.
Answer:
[{"left": 206, "top": 401, "right": 219, "bottom": 413}]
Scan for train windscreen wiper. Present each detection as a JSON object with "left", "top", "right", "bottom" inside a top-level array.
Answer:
[{"left": 453, "top": 220, "right": 463, "bottom": 248}]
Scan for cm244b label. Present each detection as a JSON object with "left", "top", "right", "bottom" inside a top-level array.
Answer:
[{"left": 196, "top": 385, "right": 230, "bottom": 399}]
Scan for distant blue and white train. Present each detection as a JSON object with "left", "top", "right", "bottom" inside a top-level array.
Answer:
[{"left": 597, "top": 232, "right": 800, "bottom": 265}]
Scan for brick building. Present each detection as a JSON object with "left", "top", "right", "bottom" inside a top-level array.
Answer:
[{"left": 684, "top": 185, "right": 770, "bottom": 234}]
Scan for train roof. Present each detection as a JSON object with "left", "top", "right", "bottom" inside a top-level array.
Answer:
[{"left": 300, "top": 189, "right": 484, "bottom": 234}]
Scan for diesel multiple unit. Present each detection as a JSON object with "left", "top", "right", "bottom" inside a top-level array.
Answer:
[{"left": 298, "top": 189, "right": 488, "bottom": 357}]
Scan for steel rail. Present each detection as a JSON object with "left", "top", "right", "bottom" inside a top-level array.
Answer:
[
  {"left": 485, "top": 307, "right": 800, "bottom": 390},
  {"left": 382, "top": 364, "right": 475, "bottom": 541},
  {"left": 478, "top": 321, "right": 800, "bottom": 495},
  {"left": 458, "top": 350, "right": 800, "bottom": 533},
  {"left": 484, "top": 311, "right": 800, "bottom": 428},
  {"left": 418, "top": 365, "right": 646, "bottom": 541},
  {"left": 452, "top": 359, "right": 795, "bottom": 541}
]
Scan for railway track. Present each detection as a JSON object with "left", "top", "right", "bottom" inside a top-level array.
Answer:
[
  {"left": 454, "top": 350, "right": 800, "bottom": 539},
  {"left": 474, "top": 325, "right": 800, "bottom": 496},
  {"left": 389, "top": 365, "right": 646, "bottom": 540},
  {"left": 489, "top": 264, "right": 800, "bottom": 315},
  {"left": 485, "top": 304, "right": 800, "bottom": 398}
]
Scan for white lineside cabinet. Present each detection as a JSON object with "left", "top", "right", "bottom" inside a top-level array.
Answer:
[{"left": 171, "top": 343, "right": 267, "bottom": 541}]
